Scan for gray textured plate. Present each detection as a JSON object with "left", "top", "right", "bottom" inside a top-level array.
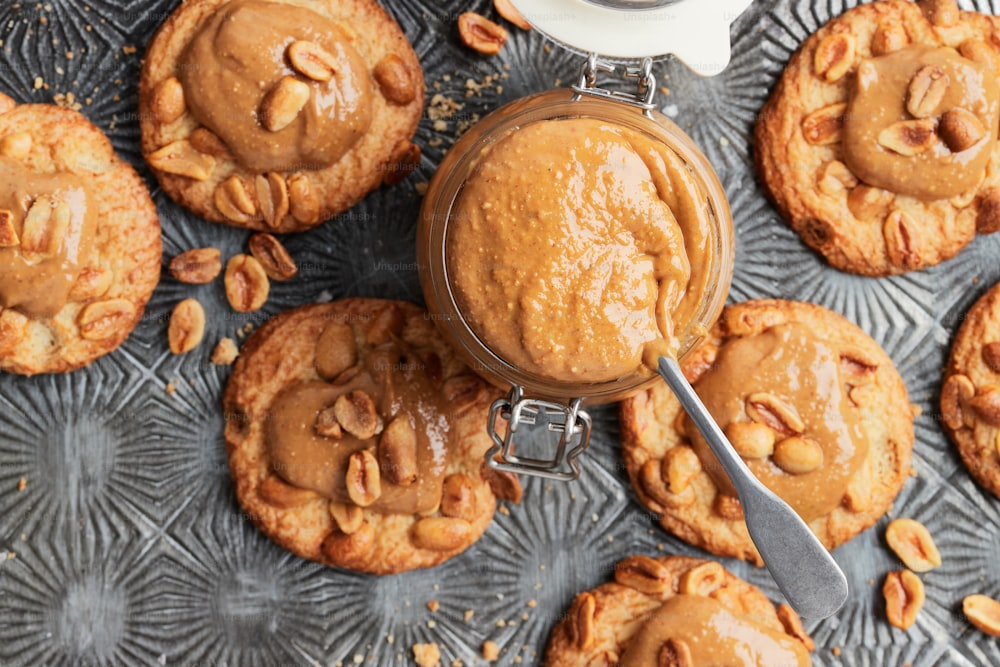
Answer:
[{"left": 0, "top": 0, "right": 998, "bottom": 665}]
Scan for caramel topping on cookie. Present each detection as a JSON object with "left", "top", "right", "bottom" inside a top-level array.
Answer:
[
  {"left": 843, "top": 45, "right": 1000, "bottom": 200},
  {"left": 0, "top": 156, "right": 96, "bottom": 318},
  {"left": 267, "top": 329, "right": 461, "bottom": 515},
  {"left": 617, "top": 595, "right": 810, "bottom": 667},
  {"left": 686, "top": 322, "right": 867, "bottom": 522},
  {"left": 178, "top": 0, "right": 373, "bottom": 174}
]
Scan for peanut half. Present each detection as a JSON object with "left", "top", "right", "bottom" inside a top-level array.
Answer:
[
  {"left": 248, "top": 232, "right": 297, "bottom": 281},
  {"left": 260, "top": 76, "right": 311, "bottom": 132},
  {"left": 963, "top": 594, "right": 1000, "bottom": 637},
  {"left": 77, "top": 299, "right": 135, "bottom": 341},
  {"left": 883, "top": 569, "right": 924, "bottom": 630},
  {"left": 801, "top": 102, "right": 847, "bottom": 145},
  {"left": 168, "top": 298, "right": 206, "bottom": 354},
  {"left": 169, "top": 247, "right": 222, "bottom": 284},
  {"left": 224, "top": 254, "right": 270, "bottom": 312},
  {"left": 147, "top": 140, "right": 215, "bottom": 181},
  {"left": 658, "top": 638, "right": 693, "bottom": 667},
  {"left": 885, "top": 518, "right": 941, "bottom": 572},
  {"left": 877, "top": 119, "right": 937, "bottom": 156},
  {"left": 613, "top": 555, "right": 670, "bottom": 596},
  {"left": 333, "top": 390, "right": 382, "bottom": 440},
  {"left": 315, "top": 321, "right": 357, "bottom": 380},
  {"left": 906, "top": 65, "right": 948, "bottom": 119},
  {"left": 814, "top": 33, "right": 855, "bottom": 83},
  {"left": 151, "top": 77, "right": 186, "bottom": 124},
  {"left": 345, "top": 449, "right": 381, "bottom": 507},
  {"left": 373, "top": 54, "right": 417, "bottom": 105},
  {"left": 458, "top": 12, "right": 508, "bottom": 55},
  {"left": 287, "top": 41, "right": 338, "bottom": 82},
  {"left": 772, "top": 436, "right": 824, "bottom": 474}
]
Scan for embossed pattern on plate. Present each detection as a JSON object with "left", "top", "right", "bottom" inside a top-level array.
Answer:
[{"left": 0, "top": 0, "right": 997, "bottom": 665}]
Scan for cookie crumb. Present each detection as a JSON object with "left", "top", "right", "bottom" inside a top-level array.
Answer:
[
  {"left": 33, "top": 77, "right": 44, "bottom": 90},
  {"left": 415, "top": 181, "right": 429, "bottom": 195},
  {"left": 412, "top": 643, "right": 441, "bottom": 667},
  {"left": 211, "top": 338, "right": 239, "bottom": 365},
  {"left": 427, "top": 599, "right": 440, "bottom": 612},
  {"left": 832, "top": 647, "right": 841, "bottom": 656},
  {"left": 483, "top": 640, "right": 499, "bottom": 662},
  {"left": 464, "top": 609, "right": 475, "bottom": 622},
  {"left": 165, "top": 382, "right": 177, "bottom": 395},
  {"left": 527, "top": 599, "right": 536, "bottom": 608},
  {"left": 17, "top": 477, "right": 26, "bottom": 492},
  {"left": 122, "top": 45, "right": 137, "bottom": 55}
]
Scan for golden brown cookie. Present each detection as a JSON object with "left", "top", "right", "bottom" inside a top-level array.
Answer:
[
  {"left": 543, "top": 554, "right": 814, "bottom": 666},
  {"left": 621, "top": 300, "right": 915, "bottom": 565},
  {"left": 139, "top": 0, "right": 424, "bottom": 233},
  {"left": 942, "top": 280, "right": 1000, "bottom": 498},
  {"left": 223, "top": 299, "right": 522, "bottom": 574},
  {"left": 755, "top": 0, "right": 1000, "bottom": 276},
  {"left": 0, "top": 96, "right": 161, "bottom": 375}
]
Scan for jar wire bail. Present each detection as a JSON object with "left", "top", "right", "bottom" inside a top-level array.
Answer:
[{"left": 486, "top": 385, "right": 593, "bottom": 481}]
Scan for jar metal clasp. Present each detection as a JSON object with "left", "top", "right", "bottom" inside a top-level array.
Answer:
[
  {"left": 486, "top": 385, "right": 593, "bottom": 481},
  {"left": 571, "top": 54, "right": 657, "bottom": 115}
]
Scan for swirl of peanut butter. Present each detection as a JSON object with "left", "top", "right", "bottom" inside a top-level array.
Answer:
[
  {"left": 619, "top": 595, "right": 810, "bottom": 667},
  {"left": 686, "top": 322, "right": 867, "bottom": 522},
  {"left": 0, "top": 157, "right": 96, "bottom": 318},
  {"left": 267, "top": 340, "right": 452, "bottom": 514},
  {"left": 446, "top": 118, "right": 714, "bottom": 385},
  {"left": 843, "top": 44, "right": 999, "bottom": 200},
  {"left": 178, "top": 0, "right": 372, "bottom": 174}
]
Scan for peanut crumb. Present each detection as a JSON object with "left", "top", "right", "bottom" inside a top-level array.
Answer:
[
  {"left": 832, "top": 647, "right": 841, "bottom": 656},
  {"left": 386, "top": 635, "right": 394, "bottom": 644},
  {"left": 412, "top": 643, "right": 441, "bottom": 667},
  {"left": 483, "top": 640, "right": 500, "bottom": 662},
  {"left": 464, "top": 609, "right": 475, "bottom": 622},
  {"left": 17, "top": 477, "right": 26, "bottom": 492},
  {"left": 33, "top": 77, "right": 44, "bottom": 90},
  {"left": 527, "top": 599, "right": 536, "bottom": 608},
  {"left": 498, "top": 505, "right": 510, "bottom": 516},
  {"left": 211, "top": 338, "right": 239, "bottom": 365},
  {"left": 165, "top": 382, "right": 177, "bottom": 395},
  {"left": 122, "top": 45, "right": 137, "bottom": 55},
  {"left": 427, "top": 599, "right": 440, "bottom": 612},
  {"left": 415, "top": 181, "right": 429, "bottom": 195}
]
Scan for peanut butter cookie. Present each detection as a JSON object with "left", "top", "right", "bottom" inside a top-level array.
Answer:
[
  {"left": 543, "top": 554, "right": 814, "bottom": 666},
  {"left": 621, "top": 299, "right": 915, "bottom": 565},
  {"left": 0, "top": 96, "right": 161, "bottom": 375},
  {"left": 942, "top": 280, "right": 1000, "bottom": 498},
  {"left": 755, "top": 0, "right": 1000, "bottom": 276},
  {"left": 223, "top": 299, "right": 522, "bottom": 574},
  {"left": 139, "top": 0, "right": 424, "bottom": 233}
]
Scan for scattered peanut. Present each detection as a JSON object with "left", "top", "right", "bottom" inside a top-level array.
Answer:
[
  {"left": 147, "top": 140, "right": 215, "bottom": 181},
  {"left": 169, "top": 247, "right": 222, "bottom": 284},
  {"left": 877, "top": 119, "right": 937, "bottom": 156},
  {"left": 458, "top": 12, "right": 508, "bottom": 55},
  {"left": 885, "top": 518, "right": 941, "bottom": 572},
  {"left": 963, "top": 594, "right": 1000, "bottom": 637},
  {"left": 613, "top": 555, "right": 670, "bottom": 596},
  {"left": 374, "top": 54, "right": 417, "bottom": 105},
  {"left": 939, "top": 108, "right": 986, "bottom": 153},
  {"left": 248, "top": 232, "right": 297, "bottom": 281},
  {"left": 315, "top": 321, "right": 357, "bottom": 380},
  {"left": 883, "top": 569, "right": 924, "bottom": 630},
  {"left": 333, "top": 390, "right": 382, "bottom": 439},
  {"left": 725, "top": 421, "right": 776, "bottom": 459},
  {"left": 150, "top": 77, "right": 186, "bottom": 124},
  {"left": 813, "top": 33, "right": 855, "bottom": 82},
  {"left": 168, "top": 298, "right": 206, "bottom": 354},
  {"left": 224, "top": 254, "right": 270, "bottom": 312}
]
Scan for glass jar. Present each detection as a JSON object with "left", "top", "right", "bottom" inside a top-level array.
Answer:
[{"left": 418, "top": 12, "right": 742, "bottom": 480}]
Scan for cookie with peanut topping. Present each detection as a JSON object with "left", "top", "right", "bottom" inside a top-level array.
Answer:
[
  {"left": 543, "top": 554, "right": 813, "bottom": 666},
  {"left": 755, "top": 0, "right": 1000, "bottom": 276},
  {"left": 223, "top": 299, "right": 522, "bottom": 574},
  {"left": 139, "top": 0, "right": 424, "bottom": 233},
  {"left": 0, "top": 95, "right": 161, "bottom": 375},
  {"left": 942, "top": 280, "right": 1000, "bottom": 498},
  {"left": 620, "top": 300, "right": 915, "bottom": 565}
]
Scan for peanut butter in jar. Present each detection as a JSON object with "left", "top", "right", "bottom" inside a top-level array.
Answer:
[{"left": 419, "top": 91, "right": 734, "bottom": 404}]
